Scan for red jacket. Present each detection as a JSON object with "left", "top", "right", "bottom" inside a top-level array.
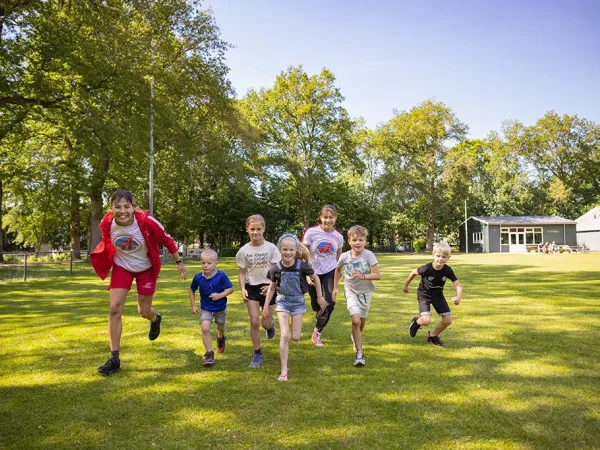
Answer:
[{"left": 90, "top": 210, "right": 178, "bottom": 280}]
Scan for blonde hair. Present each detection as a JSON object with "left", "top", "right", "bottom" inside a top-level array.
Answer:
[
  {"left": 277, "top": 233, "right": 312, "bottom": 265},
  {"left": 347, "top": 225, "right": 368, "bottom": 239},
  {"left": 201, "top": 249, "right": 218, "bottom": 260},
  {"left": 246, "top": 214, "right": 266, "bottom": 229},
  {"left": 432, "top": 242, "right": 452, "bottom": 256}
]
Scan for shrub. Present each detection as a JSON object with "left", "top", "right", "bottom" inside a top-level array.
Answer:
[
  {"left": 217, "top": 247, "right": 240, "bottom": 258},
  {"left": 413, "top": 238, "right": 426, "bottom": 253}
]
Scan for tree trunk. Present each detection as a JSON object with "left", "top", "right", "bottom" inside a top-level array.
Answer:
[
  {"left": 89, "top": 144, "right": 110, "bottom": 251},
  {"left": 426, "top": 214, "right": 435, "bottom": 252},
  {"left": 90, "top": 189, "right": 104, "bottom": 251},
  {"left": 69, "top": 190, "right": 82, "bottom": 259}
]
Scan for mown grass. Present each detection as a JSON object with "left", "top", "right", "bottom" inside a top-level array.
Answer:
[{"left": 0, "top": 253, "right": 599, "bottom": 449}]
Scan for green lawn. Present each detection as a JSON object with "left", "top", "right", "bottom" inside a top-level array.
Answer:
[{"left": 1, "top": 253, "right": 599, "bottom": 449}]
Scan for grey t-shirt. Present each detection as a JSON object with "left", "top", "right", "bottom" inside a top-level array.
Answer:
[{"left": 337, "top": 249, "right": 378, "bottom": 295}]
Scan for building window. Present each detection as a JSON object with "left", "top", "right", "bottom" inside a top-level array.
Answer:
[{"left": 472, "top": 232, "right": 483, "bottom": 244}]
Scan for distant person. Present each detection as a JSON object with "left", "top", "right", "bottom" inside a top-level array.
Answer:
[
  {"left": 90, "top": 190, "right": 187, "bottom": 376},
  {"left": 236, "top": 214, "right": 280, "bottom": 368},
  {"left": 333, "top": 225, "right": 380, "bottom": 366},
  {"left": 263, "top": 234, "right": 323, "bottom": 381},
  {"left": 403, "top": 243, "right": 463, "bottom": 347},
  {"left": 302, "top": 205, "right": 344, "bottom": 347},
  {"left": 188, "top": 249, "right": 233, "bottom": 366}
]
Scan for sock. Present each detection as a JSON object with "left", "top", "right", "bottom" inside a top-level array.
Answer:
[
  {"left": 110, "top": 350, "right": 120, "bottom": 361},
  {"left": 255, "top": 348, "right": 262, "bottom": 356},
  {"left": 152, "top": 313, "right": 160, "bottom": 322}
]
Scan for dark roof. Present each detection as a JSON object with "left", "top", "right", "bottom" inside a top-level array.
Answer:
[{"left": 472, "top": 216, "right": 576, "bottom": 225}]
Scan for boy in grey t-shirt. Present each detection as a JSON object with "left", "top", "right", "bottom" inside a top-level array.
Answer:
[{"left": 333, "top": 225, "right": 380, "bottom": 367}]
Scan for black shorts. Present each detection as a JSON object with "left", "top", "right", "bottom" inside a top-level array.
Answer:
[
  {"left": 418, "top": 295, "right": 451, "bottom": 316},
  {"left": 245, "top": 283, "right": 275, "bottom": 308}
]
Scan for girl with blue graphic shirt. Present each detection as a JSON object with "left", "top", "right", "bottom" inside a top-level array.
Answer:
[
  {"left": 189, "top": 249, "right": 233, "bottom": 366},
  {"left": 302, "top": 205, "right": 344, "bottom": 347},
  {"left": 264, "top": 234, "right": 324, "bottom": 381}
]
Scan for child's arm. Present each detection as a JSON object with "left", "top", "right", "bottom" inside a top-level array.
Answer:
[
  {"left": 189, "top": 289, "right": 199, "bottom": 314},
  {"left": 402, "top": 269, "right": 419, "bottom": 293},
  {"left": 238, "top": 268, "right": 249, "bottom": 301},
  {"left": 309, "top": 273, "right": 326, "bottom": 308},
  {"left": 262, "top": 281, "right": 277, "bottom": 320},
  {"left": 332, "top": 265, "right": 343, "bottom": 302},
  {"left": 451, "top": 280, "right": 463, "bottom": 305},
  {"left": 209, "top": 287, "right": 234, "bottom": 301}
]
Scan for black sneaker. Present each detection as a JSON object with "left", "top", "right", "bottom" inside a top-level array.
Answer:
[
  {"left": 427, "top": 331, "right": 444, "bottom": 347},
  {"left": 408, "top": 316, "right": 421, "bottom": 337},
  {"left": 266, "top": 321, "right": 276, "bottom": 340},
  {"left": 217, "top": 336, "right": 226, "bottom": 353},
  {"left": 149, "top": 313, "right": 162, "bottom": 341},
  {"left": 203, "top": 351, "right": 215, "bottom": 366},
  {"left": 97, "top": 358, "right": 120, "bottom": 376}
]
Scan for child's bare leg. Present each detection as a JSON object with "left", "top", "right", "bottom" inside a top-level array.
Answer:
[
  {"left": 431, "top": 314, "right": 453, "bottom": 337},
  {"left": 108, "top": 289, "right": 128, "bottom": 351},
  {"left": 278, "top": 311, "right": 291, "bottom": 376},
  {"left": 246, "top": 301, "right": 261, "bottom": 350},
  {"left": 291, "top": 314, "right": 303, "bottom": 342},
  {"left": 216, "top": 322, "right": 225, "bottom": 339},
  {"left": 417, "top": 313, "right": 432, "bottom": 327},
  {"left": 201, "top": 320, "right": 213, "bottom": 352},
  {"left": 351, "top": 314, "right": 363, "bottom": 353},
  {"left": 262, "top": 304, "right": 275, "bottom": 330}
]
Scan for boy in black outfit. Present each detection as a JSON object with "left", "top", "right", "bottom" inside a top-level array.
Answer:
[{"left": 403, "top": 243, "right": 463, "bottom": 346}]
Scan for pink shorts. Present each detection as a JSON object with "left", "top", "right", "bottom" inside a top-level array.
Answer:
[{"left": 109, "top": 264, "right": 157, "bottom": 296}]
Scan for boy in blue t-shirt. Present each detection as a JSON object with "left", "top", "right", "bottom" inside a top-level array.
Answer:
[{"left": 189, "top": 249, "right": 233, "bottom": 366}]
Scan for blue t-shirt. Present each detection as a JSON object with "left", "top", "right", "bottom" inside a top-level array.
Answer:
[{"left": 189, "top": 270, "right": 233, "bottom": 312}]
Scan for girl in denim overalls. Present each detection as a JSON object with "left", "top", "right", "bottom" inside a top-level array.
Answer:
[{"left": 264, "top": 234, "right": 324, "bottom": 381}]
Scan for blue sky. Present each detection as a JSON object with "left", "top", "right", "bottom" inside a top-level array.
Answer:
[{"left": 204, "top": 0, "right": 599, "bottom": 138}]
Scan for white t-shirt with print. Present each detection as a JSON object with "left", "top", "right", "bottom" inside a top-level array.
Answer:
[
  {"left": 337, "top": 249, "right": 378, "bottom": 295},
  {"left": 235, "top": 241, "right": 280, "bottom": 286},
  {"left": 302, "top": 226, "right": 344, "bottom": 275},
  {"left": 110, "top": 217, "right": 152, "bottom": 272}
]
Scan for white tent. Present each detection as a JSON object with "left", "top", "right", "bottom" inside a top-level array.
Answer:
[{"left": 576, "top": 206, "right": 600, "bottom": 251}]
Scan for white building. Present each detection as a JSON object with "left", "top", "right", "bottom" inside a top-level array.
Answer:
[{"left": 576, "top": 206, "right": 600, "bottom": 251}]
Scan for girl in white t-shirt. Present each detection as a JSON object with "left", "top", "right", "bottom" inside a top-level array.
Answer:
[
  {"left": 302, "top": 204, "right": 344, "bottom": 346},
  {"left": 235, "top": 214, "right": 280, "bottom": 368}
]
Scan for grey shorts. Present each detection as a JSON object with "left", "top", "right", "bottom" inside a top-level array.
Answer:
[
  {"left": 418, "top": 296, "right": 451, "bottom": 316},
  {"left": 200, "top": 308, "right": 227, "bottom": 325},
  {"left": 346, "top": 290, "right": 372, "bottom": 319},
  {"left": 275, "top": 295, "right": 307, "bottom": 315}
]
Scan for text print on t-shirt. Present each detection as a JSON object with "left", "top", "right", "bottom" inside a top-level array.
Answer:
[
  {"left": 246, "top": 252, "right": 272, "bottom": 271},
  {"left": 114, "top": 235, "right": 143, "bottom": 253}
]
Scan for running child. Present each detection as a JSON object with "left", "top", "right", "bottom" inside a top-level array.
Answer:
[
  {"left": 189, "top": 249, "right": 233, "bottom": 366},
  {"left": 403, "top": 243, "right": 463, "bottom": 346},
  {"left": 333, "top": 225, "right": 380, "bottom": 366},
  {"left": 263, "top": 234, "right": 324, "bottom": 381},
  {"left": 236, "top": 214, "right": 280, "bottom": 368},
  {"left": 302, "top": 204, "right": 344, "bottom": 346},
  {"left": 90, "top": 190, "right": 188, "bottom": 375}
]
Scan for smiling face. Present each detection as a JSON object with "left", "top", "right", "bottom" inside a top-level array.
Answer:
[
  {"left": 200, "top": 252, "right": 218, "bottom": 275},
  {"left": 348, "top": 233, "right": 366, "bottom": 255},
  {"left": 279, "top": 238, "right": 297, "bottom": 264},
  {"left": 247, "top": 221, "right": 265, "bottom": 246},
  {"left": 319, "top": 210, "right": 337, "bottom": 232},
  {"left": 111, "top": 197, "right": 135, "bottom": 226}
]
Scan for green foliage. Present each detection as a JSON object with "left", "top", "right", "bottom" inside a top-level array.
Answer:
[{"left": 413, "top": 237, "right": 426, "bottom": 252}]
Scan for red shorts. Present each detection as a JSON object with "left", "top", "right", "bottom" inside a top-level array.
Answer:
[{"left": 109, "top": 264, "right": 157, "bottom": 296}]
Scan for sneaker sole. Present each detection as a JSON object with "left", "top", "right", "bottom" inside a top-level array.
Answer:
[
  {"left": 217, "top": 348, "right": 224, "bottom": 354},
  {"left": 354, "top": 361, "right": 365, "bottom": 367},
  {"left": 203, "top": 361, "right": 214, "bottom": 366}
]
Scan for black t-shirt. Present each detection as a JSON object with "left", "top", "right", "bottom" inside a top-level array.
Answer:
[
  {"left": 267, "top": 259, "right": 314, "bottom": 294},
  {"left": 417, "top": 262, "right": 457, "bottom": 300}
]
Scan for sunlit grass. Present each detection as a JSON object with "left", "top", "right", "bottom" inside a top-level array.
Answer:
[{"left": 1, "top": 253, "right": 599, "bottom": 448}]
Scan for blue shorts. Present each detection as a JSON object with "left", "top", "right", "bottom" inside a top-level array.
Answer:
[{"left": 275, "top": 294, "right": 306, "bottom": 315}]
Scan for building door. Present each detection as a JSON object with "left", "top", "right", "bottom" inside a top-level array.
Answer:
[{"left": 510, "top": 229, "right": 527, "bottom": 252}]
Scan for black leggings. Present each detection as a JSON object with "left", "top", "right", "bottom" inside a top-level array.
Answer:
[{"left": 308, "top": 270, "right": 336, "bottom": 332}]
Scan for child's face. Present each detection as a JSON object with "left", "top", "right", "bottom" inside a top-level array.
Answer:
[
  {"left": 111, "top": 198, "right": 135, "bottom": 226},
  {"left": 320, "top": 211, "right": 336, "bottom": 231},
  {"left": 247, "top": 221, "right": 265, "bottom": 244},
  {"left": 280, "top": 238, "right": 296, "bottom": 263},
  {"left": 348, "top": 233, "right": 366, "bottom": 253},
  {"left": 432, "top": 251, "right": 450, "bottom": 268},
  {"left": 201, "top": 254, "right": 218, "bottom": 274}
]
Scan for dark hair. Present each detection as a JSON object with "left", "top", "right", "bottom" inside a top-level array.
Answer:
[
  {"left": 110, "top": 190, "right": 137, "bottom": 208},
  {"left": 319, "top": 204, "right": 337, "bottom": 218}
]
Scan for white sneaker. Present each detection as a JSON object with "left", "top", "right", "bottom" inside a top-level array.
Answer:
[{"left": 354, "top": 352, "right": 365, "bottom": 366}]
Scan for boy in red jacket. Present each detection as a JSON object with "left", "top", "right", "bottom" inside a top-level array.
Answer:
[{"left": 90, "top": 190, "right": 187, "bottom": 375}]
